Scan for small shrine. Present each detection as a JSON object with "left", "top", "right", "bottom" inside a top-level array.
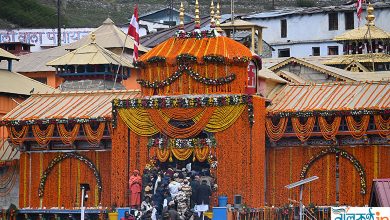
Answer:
[
  {"left": 326, "top": 3, "right": 390, "bottom": 71},
  {"left": 47, "top": 34, "right": 133, "bottom": 91}
]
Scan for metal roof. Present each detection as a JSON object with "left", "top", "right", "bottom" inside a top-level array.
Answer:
[
  {"left": 47, "top": 42, "right": 133, "bottom": 67},
  {"left": 334, "top": 25, "right": 390, "bottom": 41},
  {"left": 258, "top": 68, "right": 288, "bottom": 83},
  {"left": 370, "top": 179, "right": 390, "bottom": 207},
  {"left": 0, "top": 69, "right": 56, "bottom": 95},
  {"left": 0, "top": 48, "right": 19, "bottom": 61},
  {"left": 3, "top": 90, "right": 140, "bottom": 121},
  {"left": 0, "top": 139, "right": 19, "bottom": 162},
  {"left": 267, "top": 81, "right": 390, "bottom": 113}
]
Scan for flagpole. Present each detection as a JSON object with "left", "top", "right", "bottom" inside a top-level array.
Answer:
[
  {"left": 113, "top": 4, "right": 138, "bottom": 89},
  {"left": 112, "top": 34, "right": 128, "bottom": 89}
]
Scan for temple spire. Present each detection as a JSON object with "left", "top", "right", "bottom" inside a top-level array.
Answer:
[
  {"left": 91, "top": 32, "right": 96, "bottom": 42},
  {"left": 179, "top": 2, "right": 185, "bottom": 30},
  {"left": 195, "top": 0, "right": 200, "bottom": 29},
  {"left": 215, "top": 1, "right": 223, "bottom": 33},
  {"left": 366, "top": 3, "right": 375, "bottom": 26},
  {"left": 210, "top": 1, "right": 215, "bottom": 28}
]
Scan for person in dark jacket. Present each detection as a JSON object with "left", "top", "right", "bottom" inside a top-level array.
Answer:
[
  {"left": 196, "top": 180, "right": 211, "bottom": 205},
  {"left": 190, "top": 175, "right": 200, "bottom": 208}
]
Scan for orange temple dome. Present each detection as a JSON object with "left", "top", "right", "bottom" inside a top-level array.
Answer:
[{"left": 136, "top": 30, "right": 253, "bottom": 96}]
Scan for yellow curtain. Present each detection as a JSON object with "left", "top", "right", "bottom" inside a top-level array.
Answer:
[
  {"left": 118, "top": 108, "right": 159, "bottom": 136},
  {"left": 204, "top": 105, "right": 246, "bottom": 132},
  {"left": 155, "top": 147, "right": 210, "bottom": 162},
  {"left": 118, "top": 105, "right": 246, "bottom": 137}
]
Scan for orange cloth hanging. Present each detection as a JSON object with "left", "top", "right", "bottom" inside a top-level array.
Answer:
[{"left": 147, "top": 107, "right": 216, "bottom": 138}]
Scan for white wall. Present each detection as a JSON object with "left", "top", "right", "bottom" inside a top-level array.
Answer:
[
  {"left": 271, "top": 41, "right": 343, "bottom": 57},
  {"left": 247, "top": 8, "right": 390, "bottom": 44},
  {"left": 245, "top": 7, "right": 390, "bottom": 58}
]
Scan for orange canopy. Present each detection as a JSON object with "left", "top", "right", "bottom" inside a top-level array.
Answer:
[{"left": 139, "top": 35, "right": 253, "bottom": 65}]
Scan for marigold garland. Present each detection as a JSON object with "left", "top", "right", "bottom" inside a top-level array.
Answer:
[
  {"left": 300, "top": 147, "right": 367, "bottom": 194},
  {"left": 57, "top": 124, "right": 80, "bottom": 145},
  {"left": 318, "top": 116, "right": 341, "bottom": 141},
  {"left": 147, "top": 108, "right": 216, "bottom": 138},
  {"left": 265, "top": 117, "right": 288, "bottom": 142},
  {"left": 374, "top": 114, "right": 390, "bottom": 138},
  {"left": 160, "top": 108, "right": 206, "bottom": 121},
  {"left": 136, "top": 66, "right": 236, "bottom": 88},
  {"left": 6, "top": 126, "right": 28, "bottom": 146},
  {"left": 346, "top": 115, "right": 370, "bottom": 139},
  {"left": 291, "top": 117, "right": 316, "bottom": 142},
  {"left": 31, "top": 124, "right": 55, "bottom": 147},
  {"left": 82, "top": 123, "right": 106, "bottom": 146},
  {"left": 38, "top": 152, "right": 103, "bottom": 201},
  {"left": 118, "top": 105, "right": 246, "bottom": 138},
  {"left": 155, "top": 147, "right": 210, "bottom": 162}
]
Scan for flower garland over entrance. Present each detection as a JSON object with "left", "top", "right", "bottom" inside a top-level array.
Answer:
[
  {"left": 38, "top": 152, "right": 103, "bottom": 201},
  {"left": 300, "top": 147, "right": 367, "bottom": 194}
]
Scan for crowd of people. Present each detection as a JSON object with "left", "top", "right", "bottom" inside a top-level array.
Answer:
[{"left": 127, "top": 162, "right": 216, "bottom": 220}]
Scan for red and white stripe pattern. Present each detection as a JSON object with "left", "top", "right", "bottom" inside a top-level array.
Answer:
[
  {"left": 356, "top": 0, "right": 364, "bottom": 22},
  {"left": 128, "top": 5, "right": 139, "bottom": 63}
]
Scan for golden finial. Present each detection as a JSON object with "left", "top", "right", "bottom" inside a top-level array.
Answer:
[
  {"left": 366, "top": 3, "right": 375, "bottom": 26},
  {"left": 91, "top": 32, "right": 96, "bottom": 42},
  {"left": 179, "top": 2, "right": 185, "bottom": 30},
  {"left": 195, "top": 0, "right": 200, "bottom": 29},
  {"left": 216, "top": 1, "right": 221, "bottom": 27},
  {"left": 210, "top": 1, "right": 215, "bottom": 28}
]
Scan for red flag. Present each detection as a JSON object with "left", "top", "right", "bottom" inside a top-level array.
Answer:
[
  {"left": 128, "top": 5, "right": 139, "bottom": 63},
  {"left": 356, "top": 0, "right": 363, "bottom": 22}
]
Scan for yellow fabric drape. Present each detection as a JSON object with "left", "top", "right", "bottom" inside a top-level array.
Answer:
[
  {"left": 118, "top": 105, "right": 246, "bottom": 137},
  {"left": 156, "top": 148, "right": 170, "bottom": 162},
  {"left": 118, "top": 108, "right": 159, "bottom": 136},
  {"left": 194, "top": 147, "right": 209, "bottom": 162},
  {"left": 156, "top": 147, "right": 210, "bottom": 162},
  {"left": 171, "top": 148, "right": 193, "bottom": 161},
  {"left": 204, "top": 105, "right": 246, "bottom": 132}
]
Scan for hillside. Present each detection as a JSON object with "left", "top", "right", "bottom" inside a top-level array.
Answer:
[{"left": 0, "top": 0, "right": 387, "bottom": 29}]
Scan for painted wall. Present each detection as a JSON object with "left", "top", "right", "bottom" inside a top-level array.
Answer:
[
  {"left": 266, "top": 145, "right": 389, "bottom": 206},
  {"left": 21, "top": 71, "right": 63, "bottom": 89}
]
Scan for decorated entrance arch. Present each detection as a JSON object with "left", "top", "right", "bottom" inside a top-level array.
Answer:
[
  {"left": 38, "top": 152, "right": 103, "bottom": 201},
  {"left": 300, "top": 147, "right": 367, "bottom": 194}
]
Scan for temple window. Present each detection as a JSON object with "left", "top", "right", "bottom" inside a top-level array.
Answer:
[
  {"left": 312, "top": 47, "right": 320, "bottom": 56},
  {"left": 329, "top": 12, "right": 338, "bottom": 30},
  {"left": 280, "top": 19, "right": 287, "bottom": 38},
  {"left": 344, "top": 11, "right": 354, "bottom": 30},
  {"left": 278, "top": 48, "right": 290, "bottom": 57},
  {"left": 328, "top": 46, "right": 339, "bottom": 55}
]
